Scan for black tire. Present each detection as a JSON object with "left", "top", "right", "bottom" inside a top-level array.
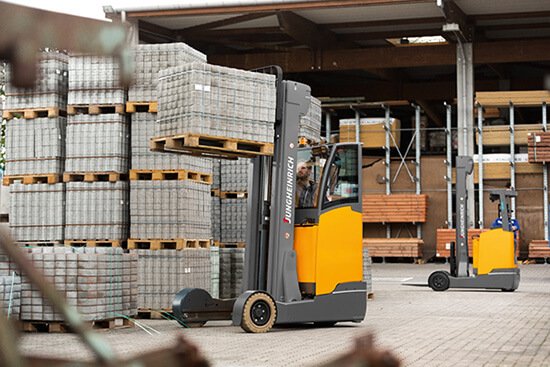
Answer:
[
  {"left": 428, "top": 271, "right": 450, "bottom": 292},
  {"left": 501, "top": 288, "right": 516, "bottom": 292},
  {"left": 314, "top": 321, "right": 337, "bottom": 328},
  {"left": 241, "top": 292, "right": 277, "bottom": 333}
]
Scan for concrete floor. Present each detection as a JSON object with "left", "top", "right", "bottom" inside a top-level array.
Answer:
[{"left": 18, "top": 264, "right": 550, "bottom": 366}]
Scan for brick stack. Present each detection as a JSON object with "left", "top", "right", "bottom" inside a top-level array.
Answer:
[
  {"left": 133, "top": 249, "right": 211, "bottom": 310},
  {"left": 363, "top": 247, "right": 373, "bottom": 296},
  {"left": 299, "top": 96, "right": 322, "bottom": 143},
  {"left": 219, "top": 248, "right": 245, "bottom": 299},
  {"left": 64, "top": 55, "right": 128, "bottom": 245},
  {"left": 0, "top": 270, "right": 21, "bottom": 320},
  {"left": 3, "top": 52, "right": 68, "bottom": 246}
]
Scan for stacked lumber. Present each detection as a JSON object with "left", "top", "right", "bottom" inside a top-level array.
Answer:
[
  {"left": 476, "top": 124, "right": 542, "bottom": 146},
  {"left": 339, "top": 118, "right": 400, "bottom": 148},
  {"left": 362, "top": 194, "right": 428, "bottom": 223},
  {"left": 363, "top": 238, "right": 423, "bottom": 258},
  {"left": 476, "top": 90, "right": 550, "bottom": 107},
  {"left": 452, "top": 162, "right": 542, "bottom": 183},
  {"left": 528, "top": 132, "right": 550, "bottom": 163},
  {"left": 436, "top": 228, "right": 520, "bottom": 257},
  {"left": 528, "top": 240, "right": 550, "bottom": 259}
]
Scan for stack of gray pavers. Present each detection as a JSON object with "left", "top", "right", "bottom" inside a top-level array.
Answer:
[
  {"left": 65, "top": 54, "right": 128, "bottom": 242},
  {"left": 211, "top": 160, "right": 222, "bottom": 243},
  {"left": 300, "top": 96, "right": 322, "bottom": 143},
  {"left": 133, "top": 249, "right": 211, "bottom": 310},
  {"left": 363, "top": 247, "right": 373, "bottom": 296},
  {"left": 156, "top": 63, "right": 276, "bottom": 142},
  {"left": 9, "top": 183, "right": 65, "bottom": 243},
  {"left": 210, "top": 246, "right": 220, "bottom": 299},
  {"left": 219, "top": 248, "right": 245, "bottom": 299},
  {"left": 0, "top": 247, "right": 137, "bottom": 322},
  {"left": 4, "top": 52, "right": 68, "bottom": 245}
]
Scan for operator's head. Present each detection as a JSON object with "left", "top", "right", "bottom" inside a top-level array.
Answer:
[{"left": 297, "top": 161, "right": 312, "bottom": 179}]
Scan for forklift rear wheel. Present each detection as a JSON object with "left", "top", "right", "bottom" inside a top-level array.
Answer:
[
  {"left": 241, "top": 292, "right": 277, "bottom": 333},
  {"left": 428, "top": 271, "right": 450, "bottom": 291}
]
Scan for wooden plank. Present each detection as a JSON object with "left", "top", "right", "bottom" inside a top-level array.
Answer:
[
  {"left": 2, "top": 107, "right": 65, "bottom": 120},
  {"left": 362, "top": 194, "right": 428, "bottom": 223},
  {"left": 3, "top": 174, "right": 61, "bottom": 186},
  {"left": 126, "top": 101, "right": 158, "bottom": 113},
  {"left": 129, "top": 169, "right": 212, "bottom": 184},
  {"left": 477, "top": 124, "right": 543, "bottom": 146},
  {"left": 476, "top": 91, "right": 550, "bottom": 107},
  {"left": 63, "top": 172, "right": 127, "bottom": 183},
  {"left": 68, "top": 104, "right": 125, "bottom": 115}
]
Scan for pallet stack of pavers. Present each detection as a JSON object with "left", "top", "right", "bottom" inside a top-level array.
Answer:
[
  {"left": 127, "top": 44, "right": 216, "bottom": 313},
  {"left": 0, "top": 248, "right": 21, "bottom": 320},
  {"left": 363, "top": 248, "right": 373, "bottom": 298},
  {"left": 3, "top": 51, "right": 68, "bottom": 246},
  {"left": 0, "top": 246, "right": 137, "bottom": 330},
  {"left": 64, "top": 54, "right": 128, "bottom": 247},
  {"left": 300, "top": 96, "right": 322, "bottom": 143}
]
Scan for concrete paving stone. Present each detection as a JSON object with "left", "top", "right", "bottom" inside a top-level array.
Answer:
[{"left": 17, "top": 264, "right": 550, "bottom": 367}]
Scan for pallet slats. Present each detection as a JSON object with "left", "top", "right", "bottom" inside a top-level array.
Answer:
[
  {"left": 476, "top": 90, "right": 550, "bottom": 107},
  {"left": 126, "top": 101, "right": 158, "bottom": 113},
  {"left": 3, "top": 174, "right": 62, "bottom": 186},
  {"left": 63, "top": 172, "right": 127, "bottom": 183},
  {"left": 129, "top": 169, "right": 212, "bottom": 184},
  {"left": 2, "top": 107, "right": 65, "bottom": 120},
  {"left": 127, "top": 239, "right": 210, "bottom": 250},
  {"left": 64, "top": 240, "right": 123, "bottom": 248},
  {"left": 362, "top": 194, "right": 428, "bottom": 223},
  {"left": 528, "top": 240, "right": 550, "bottom": 259},
  {"left": 20, "top": 317, "right": 132, "bottom": 333},
  {"left": 363, "top": 238, "right": 423, "bottom": 258},
  {"left": 150, "top": 134, "right": 274, "bottom": 159},
  {"left": 67, "top": 104, "right": 125, "bottom": 115}
]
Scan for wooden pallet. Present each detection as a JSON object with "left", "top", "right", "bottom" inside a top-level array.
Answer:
[
  {"left": 20, "top": 317, "right": 132, "bottom": 333},
  {"left": 136, "top": 308, "right": 172, "bottom": 320},
  {"left": 476, "top": 90, "right": 550, "bottom": 107},
  {"left": 67, "top": 104, "right": 125, "bottom": 115},
  {"left": 3, "top": 174, "right": 61, "bottom": 186},
  {"left": 16, "top": 241, "right": 63, "bottom": 247},
  {"left": 362, "top": 194, "right": 428, "bottom": 223},
  {"left": 64, "top": 239, "right": 123, "bottom": 248},
  {"left": 2, "top": 107, "right": 65, "bottom": 120},
  {"left": 219, "top": 242, "right": 246, "bottom": 248},
  {"left": 477, "top": 124, "right": 543, "bottom": 146},
  {"left": 127, "top": 239, "right": 211, "bottom": 250},
  {"left": 150, "top": 134, "right": 274, "bottom": 158},
  {"left": 528, "top": 240, "right": 550, "bottom": 259},
  {"left": 129, "top": 169, "right": 212, "bottom": 184},
  {"left": 211, "top": 189, "right": 221, "bottom": 197},
  {"left": 363, "top": 238, "right": 423, "bottom": 258},
  {"left": 220, "top": 191, "right": 248, "bottom": 199},
  {"left": 126, "top": 101, "right": 158, "bottom": 113},
  {"left": 63, "top": 172, "right": 127, "bottom": 183},
  {"left": 367, "top": 293, "right": 374, "bottom": 300}
]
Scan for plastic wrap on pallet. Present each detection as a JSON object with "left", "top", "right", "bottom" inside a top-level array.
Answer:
[
  {"left": 68, "top": 54, "right": 125, "bottom": 105},
  {"left": 4, "top": 52, "right": 68, "bottom": 110},
  {"left": 363, "top": 247, "right": 373, "bottom": 295},
  {"left": 129, "top": 43, "right": 207, "bottom": 102},
  {"left": 133, "top": 249, "right": 211, "bottom": 310},
  {"left": 220, "top": 158, "right": 251, "bottom": 192},
  {"left": 0, "top": 274, "right": 21, "bottom": 320},
  {"left": 299, "top": 96, "right": 322, "bottom": 143},
  {"left": 65, "top": 181, "right": 128, "bottom": 240},
  {"left": 220, "top": 198, "right": 247, "bottom": 243},
  {"left": 157, "top": 63, "right": 276, "bottom": 142},
  {"left": 219, "top": 248, "right": 244, "bottom": 299},
  {"left": 130, "top": 112, "right": 212, "bottom": 172},
  {"left": 13, "top": 247, "right": 137, "bottom": 322},
  {"left": 210, "top": 246, "right": 220, "bottom": 299},
  {"left": 130, "top": 180, "right": 211, "bottom": 239},
  {"left": 65, "top": 114, "right": 128, "bottom": 173},
  {"left": 9, "top": 183, "right": 65, "bottom": 242},
  {"left": 5, "top": 117, "right": 66, "bottom": 175}
]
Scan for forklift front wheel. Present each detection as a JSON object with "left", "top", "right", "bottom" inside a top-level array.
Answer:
[
  {"left": 241, "top": 292, "right": 277, "bottom": 333},
  {"left": 428, "top": 271, "right": 450, "bottom": 292}
]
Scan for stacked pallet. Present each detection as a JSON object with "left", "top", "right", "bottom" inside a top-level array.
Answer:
[
  {"left": 476, "top": 90, "right": 550, "bottom": 107},
  {"left": 64, "top": 55, "right": 128, "bottom": 246},
  {"left": 528, "top": 132, "right": 550, "bottom": 163},
  {"left": 132, "top": 249, "right": 211, "bottom": 310},
  {"left": 363, "top": 238, "right": 423, "bottom": 258},
  {"left": 0, "top": 273, "right": 21, "bottom": 320},
  {"left": 210, "top": 246, "right": 220, "bottom": 299},
  {"left": 362, "top": 194, "right": 428, "bottom": 223},
  {"left": 0, "top": 247, "right": 137, "bottom": 329},
  {"left": 362, "top": 248, "right": 373, "bottom": 297},
  {"left": 339, "top": 117, "right": 400, "bottom": 148},
  {"left": 219, "top": 248, "right": 245, "bottom": 299},
  {"left": 299, "top": 96, "right": 322, "bottom": 144},
  {"left": 528, "top": 240, "right": 550, "bottom": 260},
  {"left": 3, "top": 52, "right": 68, "bottom": 246},
  {"left": 152, "top": 63, "right": 276, "bottom": 158}
]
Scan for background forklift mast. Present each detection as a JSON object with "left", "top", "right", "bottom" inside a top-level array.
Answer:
[{"left": 173, "top": 67, "right": 366, "bottom": 332}]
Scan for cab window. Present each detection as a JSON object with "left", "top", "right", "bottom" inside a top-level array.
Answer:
[{"left": 322, "top": 145, "right": 359, "bottom": 208}]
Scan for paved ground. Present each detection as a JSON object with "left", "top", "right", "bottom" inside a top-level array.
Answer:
[{"left": 18, "top": 264, "right": 550, "bottom": 366}]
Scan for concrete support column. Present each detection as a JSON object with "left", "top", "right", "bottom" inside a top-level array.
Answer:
[{"left": 456, "top": 42, "right": 475, "bottom": 229}]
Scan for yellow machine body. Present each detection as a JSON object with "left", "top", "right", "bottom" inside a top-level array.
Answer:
[
  {"left": 294, "top": 206, "right": 363, "bottom": 296},
  {"left": 472, "top": 228, "right": 517, "bottom": 275}
]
